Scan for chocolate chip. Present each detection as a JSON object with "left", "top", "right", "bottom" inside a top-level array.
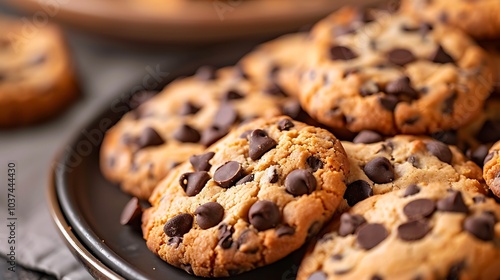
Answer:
[
  {"left": 189, "top": 152, "right": 215, "bottom": 172},
  {"left": 196, "top": 65, "right": 216, "bottom": 81},
  {"left": 339, "top": 213, "right": 366, "bottom": 236},
  {"left": 476, "top": 120, "right": 500, "bottom": 143},
  {"left": 265, "top": 83, "right": 288, "bottom": 97},
  {"left": 248, "top": 200, "right": 281, "bottom": 231},
  {"left": 419, "top": 22, "right": 434, "bottom": 35},
  {"left": 178, "top": 101, "right": 201, "bottom": 116},
  {"left": 307, "top": 221, "right": 322, "bottom": 239},
  {"left": 236, "top": 174, "right": 254, "bottom": 185},
  {"left": 464, "top": 212, "right": 496, "bottom": 241},
  {"left": 360, "top": 81, "right": 380, "bottom": 97},
  {"left": 344, "top": 180, "right": 373, "bottom": 206},
  {"left": 357, "top": 223, "right": 388, "bottom": 250},
  {"left": 308, "top": 271, "right": 327, "bottom": 280},
  {"left": 430, "top": 45, "right": 455, "bottom": 64},
  {"left": 285, "top": 169, "right": 317, "bottom": 196},
  {"left": 403, "top": 199, "right": 436, "bottom": 220},
  {"left": 403, "top": 184, "right": 421, "bottom": 197},
  {"left": 267, "top": 166, "right": 279, "bottom": 183},
  {"left": 306, "top": 156, "right": 324, "bottom": 172},
  {"left": 179, "top": 171, "right": 211, "bottom": 196},
  {"left": 213, "top": 103, "right": 238, "bottom": 129},
  {"left": 426, "top": 141, "right": 452, "bottom": 164},
  {"left": 137, "top": 127, "right": 165, "bottom": 149},
  {"left": 119, "top": 197, "right": 142, "bottom": 227},
  {"left": 442, "top": 92, "right": 457, "bottom": 115},
  {"left": 224, "top": 89, "right": 245, "bottom": 101},
  {"left": 276, "top": 225, "right": 295, "bottom": 237},
  {"left": 173, "top": 124, "right": 201, "bottom": 143},
  {"left": 218, "top": 224, "right": 234, "bottom": 249},
  {"left": 331, "top": 254, "right": 343, "bottom": 261},
  {"left": 195, "top": 202, "right": 225, "bottom": 230},
  {"left": 473, "top": 195, "right": 486, "bottom": 204},
  {"left": 447, "top": 261, "right": 464, "bottom": 280},
  {"left": 403, "top": 116, "right": 420, "bottom": 125},
  {"left": 164, "top": 213, "right": 193, "bottom": 237},
  {"left": 277, "top": 119, "right": 294, "bottom": 131},
  {"left": 407, "top": 155, "right": 420, "bottom": 168},
  {"left": 180, "top": 263, "right": 194, "bottom": 275},
  {"left": 431, "top": 130, "right": 458, "bottom": 145},
  {"left": 387, "top": 48, "right": 416, "bottom": 66},
  {"left": 378, "top": 95, "right": 399, "bottom": 111},
  {"left": 385, "top": 76, "right": 419, "bottom": 101},
  {"left": 239, "top": 129, "right": 252, "bottom": 139},
  {"left": 200, "top": 125, "right": 229, "bottom": 147},
  {"left": 437, "top": 191, "right": 468, "bottom": 213},
  {"left": 249, "top": 129, "right": 277, "bottom": 160},
  {"left": 167, "top": 237, "right": 182, "bottom": 248},
  {"left": 398, "top": 220, "right": 431, "bottom": 241},
  {"left": 353, "top": 130, "right": 383, "bottom": 144},
  {"left": 364, "top": 157, "right": 395, "bottom": 184},
  {"left": 466, "top": 145, "right": 490, "bottom": 167},
  {"left": 330, "top": 46, "right": 358, "bottom": 60},
  {"left": 484, "top": 152, "right": 495, "bottom": 165},
  {"left": 213, "top": 161, "right": 244, "bottom": 188}
]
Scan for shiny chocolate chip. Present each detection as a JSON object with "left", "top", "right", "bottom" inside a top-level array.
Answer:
[
  {"left": 119, "top": 197, "right": 142, "bottom": 227},
  {"left": 200, "top": 125, "right": 229, "bottom": 147},
  {"left": 137, "top": 127, "right": 165, "bottom": 149},
  {"left": 248, "top": 200, "right": 281, "bottom": 231},
  {"left": 387, "top": 48, "right": 416, "bottom": 66},
  {"left": 307, "top": 156, "right": 324, "bottom": 172},
  {"left": 236, "top": 174, "right": 254, "bottom": 185},
  {"left": 179, "top": 101, "right": 201, "bottom": 116},
  {"left": 179, "top": 171, "right": 211, "bottom": 196},
  {"left": 353, "top": 130, "right": 383, "bottom": 144},
  {"left": 164, "top": 213, "right": 193, "bottom": 237},
  {"left": 426, "top": 141, "right": 452, "bottom": 164},
  {"left": 285, "top": 169, "right": 317, "bottom": 196},
  {"left": 224, "top": 89, "right": 245, "bottom": 101},
  {"left": 213, "top": 103, "right": 238, "bottom": 129},
  {"left": 398, "top": 220, "right": 431, "bottom": 241},
  {"left": 378, "top": 95, "right": 399, "bottom": 111},
  {"left": 218, "top": 224, "right": 234, "bottom": 249},
  {"left": 364, "top": 157, "right": 395, "bottom": 184},
  {"left": 277, "top": 118, "right": 294, "bottom": 131},
  {"left": 344, "top": 180, "right": 373, "bottom": 206},
  {"left": 249, "top": 129, "right": 277, "bottom": 160},
  {"left": 189, "top": 152, "right": 215, "bottom": 172},
  {"left": 466, "top": 145, "right": 490, "bottom": 167},
  {"left": 173, "top": 124, "right": 201, "bottom": 143},
  {"left": 437, "top": 191, "right": 468, "bottom": 213},
  {"left": 330, "top": 46, "right": 357, "bottom": 60},
  {"left": 339, "top": 213, "right": 366, "bottom": 236},
  {"left": 403, "top": 184, "right": 421, "bottom": 197},
  {"left": 429, "top": 45, "right": 455, "bottom": 64},
  {"left": 385, "top": 76, "right": 419, "bottom": 101},
  {"left": 464, "top": 212, "right": 496, "bottom": 241},
  {"left": 276, "top": 225, "right": 295, "bottom": 237},
  {"left": 195, "top": 202, "right": 225, "bottom": 229},
  {"left": 430, "top": 130, "right": 458, "bottom": 145},
  {"left": 403, "top": 199, "right": 436, "bottom": 220},
  {"left": 214, "top": 161, "right": 244, "bottom": 188},
  {"left": 357, "top": 223, "right": 388, "bottom": 250}
]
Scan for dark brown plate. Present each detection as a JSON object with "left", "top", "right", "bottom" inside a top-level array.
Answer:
[{"left": 48, "top": 49, "right": 308, "bottom": 279}]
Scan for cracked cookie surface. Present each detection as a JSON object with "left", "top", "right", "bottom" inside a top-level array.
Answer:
[
  {"left": 340, "top": 134, "right": 486, "bottom": 210},
  {"left": 142, "top": 116, "right": 349, "bottom": 277},
  {"left": 295, "top": 7, "right": 493, "bottom": 135},
  {"left": 484, "top": 141, "right": 500, "bottom": 199},
  {"left": 297, "top": 185, "right": 500, "bottom": 280},
  {"left": 100, "top": 67, "right": 294, "bottom": 199}
]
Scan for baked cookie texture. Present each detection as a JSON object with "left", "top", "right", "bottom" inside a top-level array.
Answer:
[
  {"left": 100, "top": 67, "right": 293, "bottom": 199},
  {"left": 297, "top": 185, "right": 500, "bottom": 280},
  {"left": 0, "top": 17, "right": 79, "bottom": 127},
  {"left": 142, "top": 116, "right": 349, "bottom": 277},
  {"left": 340, "top": 134, "right": 486, "bottom": 210},
  {"left": 295, "top": 7, "right": 493, "bottom": 135},
  {"left": 484, "top": 141, "right": 500, "bottom": 199},
  {"left": 401, "top": 0, "right": 500, "bottom": 39}
]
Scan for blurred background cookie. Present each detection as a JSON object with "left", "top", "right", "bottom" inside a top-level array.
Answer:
[{"left": 0, "top": 16, "right": 79, "bottom": 127}]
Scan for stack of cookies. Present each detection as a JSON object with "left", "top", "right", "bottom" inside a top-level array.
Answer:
[{"left": 101, "top": 1, "right": 500, "bottom": 278}]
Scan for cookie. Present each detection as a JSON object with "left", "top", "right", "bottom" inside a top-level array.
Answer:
[
  {"left": 340, "top": 134, "right": 486, "bottom": 210},
  {"left": 296, "top": 7, "right": 493, "bottom": 135},
  {"left": 0, "top": 17, "right": 79, "bottom": 127},
  {"left": 100, "top": 66, "right": 293, "bottom": 199},
  {"left": 142, "top": 116, "right": 349, "bottom": 277},
  {"left": 484, "top": 141, "right": 500, "bottom": 199},
  {"left": 478, "top": 39, "right": 500, "bottom": 95},
  {"left": 297, "top": 185, "right": 500, "bottom": 280},
  {"left": 401, "top": 0, "right": 500, "bottom": 39}
]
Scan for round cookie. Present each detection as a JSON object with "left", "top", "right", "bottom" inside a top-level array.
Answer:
[
  {"left": 340, "top": 134, "right": 486, "bottom": 210},
  {"left": 484, "top": 141, "right": 500, "bottom": 199},
  {"left": 296, "top": 7, "right": 493, "bottom": 135},
  {"left": 401, "top": 0, "right": 500, "bottom": 39},
  {"left": 142, "top": 116, "right": 349, "bottom": 277},
  {"left": 100, "top": 66, "right": 293, "bottom": 199},
  {"left": 0, "top": 16, "right": 79, "bottom": 127},
  {"left": 297, "top": 185, "right": 500, "bottom": 280}
]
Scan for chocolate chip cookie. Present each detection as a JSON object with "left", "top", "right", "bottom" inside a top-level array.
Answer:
[
  {"left": 401, "top": 0, "right": 500, "bottom": 39},
  {"left": 0, "top": 16, "right": 79, "bottom": 127},
  {"left": 341, "top": 134, "right": 486, "bottom": 209},
  {"left": 297, "top": 185, "right": 500, "bottom": 280},
  {"left": 484, "top": 141, "right": 500, "bottom": 199},
  {"left": 142, "top": 116, "right": 349, "bottom": 277},
  {"left": 296, "top": 7, "right": 493, "bottom": 135},
  {"left": 100, "top": 67, "right": 292, "bottom": 199}
]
